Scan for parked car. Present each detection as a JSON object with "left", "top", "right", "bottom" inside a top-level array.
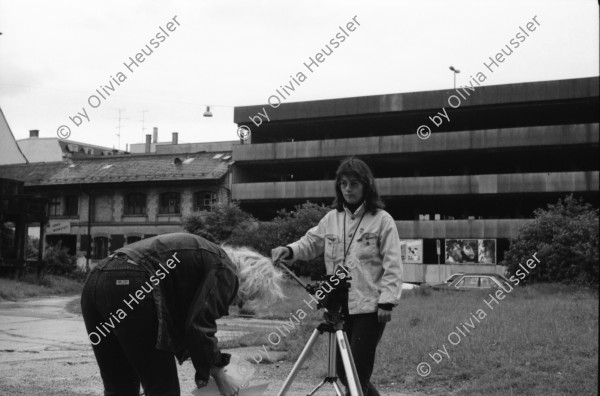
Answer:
[
  {"left": 432, "top": 273, "right": 510, "bottom": 291},
  {"left": 422, "top": 272, "right": 465, "bottom": 288},
  {"left": 402, "top": 282, "right": 420, "bottom": 290},
  {"left": 442, "top": 272, "right": 465, "bottom": 285}
]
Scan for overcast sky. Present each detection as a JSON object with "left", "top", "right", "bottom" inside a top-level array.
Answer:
[{"left": 0, "top": 0, "right": 598, "bottom": 150}]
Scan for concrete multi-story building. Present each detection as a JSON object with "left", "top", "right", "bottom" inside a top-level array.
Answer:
[{"left": 231, "top": 77, "right": 599, "bottom": 283}]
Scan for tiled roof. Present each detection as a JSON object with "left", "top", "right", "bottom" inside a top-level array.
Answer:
[{"left": 0, "top": 152, "right": 232, "bottom": 186}]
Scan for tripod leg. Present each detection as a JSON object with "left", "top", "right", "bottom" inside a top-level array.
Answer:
[
  {"left": 336, "top": 330, "right": 364, "bottom": 396},
  {"left": 328, "top": 332, "right": 338, "bottom": 376},
  {"left": 277, "top": 329, "right": 322, "bottom": 396},
  {"left": 332, "top": 380, "right": 345, "bottom": 396},
  {"left": 306, "top": 379, "right": 328, "bottom": 396}
]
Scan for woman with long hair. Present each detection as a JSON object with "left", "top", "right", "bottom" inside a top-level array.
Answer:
[{"left": 272, "top": 157, "right": 403, "bottom": 396}]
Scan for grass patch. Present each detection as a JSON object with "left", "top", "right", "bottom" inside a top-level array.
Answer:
[
  {"left": 0, "top": 274, "right": 83, "bottom": 301},
  {"left": 381, "top": 284, "right": 598, "bottom": 395},
  {"left": 252, "top": 282, "right": 598, "bottom": 395}
]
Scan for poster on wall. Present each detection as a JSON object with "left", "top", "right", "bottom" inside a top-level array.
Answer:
[
  {"left": 400, "top": 239, "right": 423, "bottom": 264},
  {"left": 47, "top": 220, "right": 71, "bottom": 234},
  {"left": 445, "top": 239, "right": 496, "bottom": 264}
]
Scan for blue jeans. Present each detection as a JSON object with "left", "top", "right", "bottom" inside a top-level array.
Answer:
[{"left": 81, "top": 256, "right": 180, "bottom": 396}]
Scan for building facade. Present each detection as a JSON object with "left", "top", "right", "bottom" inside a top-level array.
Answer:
[
  {"left": 17, "top": 129, "right": 128, "bottom": 163},
  {"left": 0, "top": 151, "right": 233, "bottom": 263},
  {"left": 231, "top": 77, "right": 599, "bottom": 283}
]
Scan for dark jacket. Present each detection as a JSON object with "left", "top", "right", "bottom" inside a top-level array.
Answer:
[{"left": 116, "top": 233, "right": 239, "bottom": 385}]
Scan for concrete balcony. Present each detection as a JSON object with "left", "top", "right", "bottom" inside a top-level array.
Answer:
[
  {"left": 233, "top": 123, "right": 598, "bottom": 162},
  {"left": 232, "top": 171, "right": 599, "bottom": 200},
  {"left": 234, "top": 77, "right": 599, "bottom": 123}
]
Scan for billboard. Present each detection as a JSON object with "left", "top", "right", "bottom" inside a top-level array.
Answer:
[
  {"left": 445, "top": 239, "right": 496, "bottom": 264},
  {"left": 400, "top": 239, "right": 423, "bottom": 264}
]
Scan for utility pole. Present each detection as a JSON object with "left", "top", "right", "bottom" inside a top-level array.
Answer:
[{"left": 449, "top": 66, "right": 460, "bottom": 89}]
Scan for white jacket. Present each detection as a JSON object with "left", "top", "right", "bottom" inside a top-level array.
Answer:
[{"left": 288, "top": 204, "right": 403, "bottom": 314}]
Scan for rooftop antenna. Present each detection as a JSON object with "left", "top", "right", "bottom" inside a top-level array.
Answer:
[
  {"left": 141, "top": 110, "right": 148, "bottom": 143},
  {"left": 112, "top": 108, "right": 128, "bottom": 150}
]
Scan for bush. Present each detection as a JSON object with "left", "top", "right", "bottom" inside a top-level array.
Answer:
[
  {"left": 229, "top": 202, "right": 330, "bottom": 278},
  {"left": 183, "top": 201, "right": 332, "bottom": 278},
  {"left": 182, "top": 201, "right": 255, "bottom": 243},
  {"left": 502, "top": 195, "right": 599, "bottom": 286},
  {"left": 44, "top": 241, "right": 77, "bottom": 275}
]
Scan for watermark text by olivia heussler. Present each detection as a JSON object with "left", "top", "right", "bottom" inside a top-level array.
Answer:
[
  {"left": 56, "top": 15, "right": 181, "bottom": 139},
  {"left": 237, "top": 15, "right": 361, "bottom": 139},
  {"left": 415, "top": 15, "right": 541, "bottom": 140}
]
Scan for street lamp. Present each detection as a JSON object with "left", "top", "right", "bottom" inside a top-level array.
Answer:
[{"left": 449, "top": 66, "right": 460, "bottom": 89}]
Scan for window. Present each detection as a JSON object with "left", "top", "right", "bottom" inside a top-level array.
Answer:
[
  {"left": 194, "top": 191, "right": 217, "bottom": 212},
  {"left": 49, "top": 197, "right": 62, "bottom": 216},
  {"left": 480, "top": 277, "right": 493, "bottom": 288},
  {"left": 126, "top": 236, "right": 141, "bottom": 244},
  {"left": 93, "top": 236, "right": 109, "bottom": 259},
  {"left": 159, "top": 192, "right": 181, "bottom": 214},
  {"left": 464, "top": 277, "right": 479, "bottom": 288},
  {"left": 125, "top": 193, "right": 147, "bottom": 215},
  {"left": 64, "top": 195, "right": 79, "bottom": 216}
]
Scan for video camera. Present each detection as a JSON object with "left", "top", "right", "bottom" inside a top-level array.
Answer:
[
  {"left": 275, "top": 260, "right": 351, "bottom": 322},
  {"left": 305, "top": 271, "right": 351, "bottom": 313}
]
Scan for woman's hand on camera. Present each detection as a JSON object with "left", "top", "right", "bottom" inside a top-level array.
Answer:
[
  {"left": 377, "top": 308, "right": 392, "bottom": 323},
  {"left": 271, "top": 246, "right": 291, "bottom": 262}
]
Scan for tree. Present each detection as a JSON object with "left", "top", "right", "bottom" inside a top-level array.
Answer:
[
  {"left": 44, "top": 241, "right": 77, "bottom": 275},
  {"left": 502, "top": 195, "right": 599, "bottom": 285},
  {"left": 182, "top": 201, "right": 255, "bottom": 244},
  {"left": 229, "top": 202, "right": 330, "bottom": 278}
]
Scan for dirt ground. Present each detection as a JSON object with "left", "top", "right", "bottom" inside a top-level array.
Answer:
[{"left": 0, "top": 296, "right": 419, "bottom": 396}]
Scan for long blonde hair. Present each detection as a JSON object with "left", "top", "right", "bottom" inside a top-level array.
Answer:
[{"left": 221, "top": 245, "right": 286, "bottom": 310}]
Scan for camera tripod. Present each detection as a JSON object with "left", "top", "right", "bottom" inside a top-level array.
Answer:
[{"left": 275, "top": 262, "right": 364, "bottom": 396}]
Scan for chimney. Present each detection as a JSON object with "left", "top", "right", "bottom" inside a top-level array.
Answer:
[
  {"left": 153, "top": 127, "right": 158, "bottom": 143},
  {"left": 172, "top": 132, "right": 178, "bottom": 145},
  {"left": 145, "top": 134, "right": 151, "bottom": 153},
  {"left": 29, "top": 129, "right": 39, "bottom": 138}
]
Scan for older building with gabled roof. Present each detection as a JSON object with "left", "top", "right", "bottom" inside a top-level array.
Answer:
[{"left": 0, "top": 150, "right": 233, "bottom": 262}]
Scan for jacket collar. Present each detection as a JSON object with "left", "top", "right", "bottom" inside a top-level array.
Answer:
[{"left": 343, "top": 201, "right": 366, "bottom": 217}]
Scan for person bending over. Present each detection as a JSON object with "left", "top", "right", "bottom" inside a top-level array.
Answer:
[
  {"left": 81, "top": 232, "right": 284, "bottom": 396},
  {"left": 272, "top": 158, "right": 403, "bottom": 396}
]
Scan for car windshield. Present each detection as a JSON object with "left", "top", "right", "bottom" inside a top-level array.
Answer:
[{"left": 446, "top": 274, "right": 463, "bottom": 283}]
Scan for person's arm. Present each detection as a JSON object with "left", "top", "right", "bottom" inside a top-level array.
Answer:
[
  {"left": 377, "top": 213, "right": 403, "bottom": 309},
  {"left": 185, "top": 266, "right": 236, "bottom": 388},
  {"left": 286, "top": 213, "right": 331, "bottom": 261}
]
